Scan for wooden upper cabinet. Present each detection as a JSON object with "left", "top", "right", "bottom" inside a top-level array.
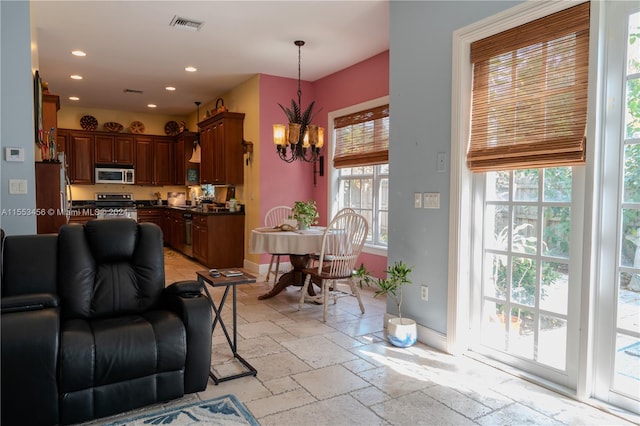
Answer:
[
  {"left": 134, "top": 136, "right": 174, "bottom": 185},
  {"left": 198, "top": 111, "right": 245, "bottom": 185},
  {"left": 175, "top": 132, "right": 199, "bottom": 185},
  {"left": 95, "top": 134, "right": 134, "bottom": 165},
  {"left": 68, "top": 133, "right": 94, "bottom": 184}
]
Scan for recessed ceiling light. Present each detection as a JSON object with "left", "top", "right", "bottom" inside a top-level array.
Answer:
[
  {"left": 147, "top": 104, "right": 157, "bottom": 108},
  {"left": 70, "top": 75, "right": 83, "bottom": 80},
  {"left": 185, "top": 66, "right": 197, "bottom": 72},
  {"left": 69, "top": 96, "right": 80, "bottom": 101},
  {"left": 165, "top": 86, "right": 176, "bottom": 91},
  {"left": 71, "top": 50, "right": 86, "bottom": 57}
]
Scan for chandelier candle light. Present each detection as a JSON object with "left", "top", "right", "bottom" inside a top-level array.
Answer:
[{"left": 274, "top": 40, "right": 324, "bottom": 163}]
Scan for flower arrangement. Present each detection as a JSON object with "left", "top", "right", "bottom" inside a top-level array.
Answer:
[{"left": 290, "top": 200, "right": 319, "bottom": 230}]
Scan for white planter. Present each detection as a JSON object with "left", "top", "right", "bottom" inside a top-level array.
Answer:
[{"left": 387, "top": 317, "right": 417, "bottom": 347}]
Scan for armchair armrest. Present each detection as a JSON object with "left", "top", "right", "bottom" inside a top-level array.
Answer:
[
  {"left": 1, "top": 293, "right": 59, "bottom": 313},
  {"left": 163, "top": 281, "right": 212, "bottom": 393},
  {"left": 164, "top": 280, "right": 203, "bottom": 298}
]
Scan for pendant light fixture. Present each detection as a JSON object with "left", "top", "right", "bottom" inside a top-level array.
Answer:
[
  {"left": 189, "top": 101, "right": 201, "bottom": 163},
  {"left": 273, "top": 40, "right": 324, "bottom": 163}
]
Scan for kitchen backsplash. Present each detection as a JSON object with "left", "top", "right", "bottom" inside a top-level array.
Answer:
[{"left": 71, "top": 184, "right": 241, "bottom": 204}]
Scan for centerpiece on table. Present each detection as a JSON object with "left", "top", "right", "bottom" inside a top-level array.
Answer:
[{"left": 290, "top": 200, "right": 319, "bottom": 230}]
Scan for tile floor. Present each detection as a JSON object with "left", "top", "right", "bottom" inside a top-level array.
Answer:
[{"left": 89, "top": 248, "right": 637, "bottom": 425}]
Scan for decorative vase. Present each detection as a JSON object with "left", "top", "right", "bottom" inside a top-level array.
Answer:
[
  {"left": 387, "top": 317, "right": 417, "bottom": 347},
  {"left": 297, "top": 221, "right": 309, "bottom": 230}
]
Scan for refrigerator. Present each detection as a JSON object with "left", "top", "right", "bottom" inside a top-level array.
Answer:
[{"left": 35, "top": 153, "right": 72, "bottom": 234}]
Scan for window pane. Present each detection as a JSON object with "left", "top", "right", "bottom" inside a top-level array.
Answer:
[
  {"left": 627, "top": 80, "right": 640, "bottom": 139},
  {"left": 542, "top": 206, "right": 571, "bottom": 258},
  {"left": 621, "top": 208, "right": 640, "bottom": 268},
  {"left": 543, "top": 167, "right": 572, "bottom": 202},
  {"left": 624, "top": 143, "right": 640, "bottom": 202},
  {"left": 538, "top": 315, "right": 567, "bottom": 369},
  {"left": 511, "top": 256, "right": 537, "bottom": 307},
  {"left": 513, "top": 206, "right": 538, "bottom": 254},
  {"left": 487, "top": 171, "right": 510, "bottom": 201},
  {"left": 618, "top": 272, "right": 640, "bottom": 334},
  {"left": 486, "top": 204, "right": 509, "bottom": 250},
  {"left": 514, "top": 169, "right": 539, "bottom": 201},
  {"left": 540, "top": 261, "right": 568, "bottom": 315},
  {"left": 485, "top": 252, "right": 508, "bottom": 299}
]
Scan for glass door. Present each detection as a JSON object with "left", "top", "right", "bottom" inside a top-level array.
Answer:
[
  {"left": 594, "top": 2, "right": 640, "bottom": 413},
  {"left": 471, "top": 167, "right": 582, "bottom": 388}
]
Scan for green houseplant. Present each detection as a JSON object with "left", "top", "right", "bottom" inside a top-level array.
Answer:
[
  {"left": 290, "top": 200, "right": 319, "bottom": 230},
  {"left": 355, "top": 261, "right": 417, "bottom": 347}
]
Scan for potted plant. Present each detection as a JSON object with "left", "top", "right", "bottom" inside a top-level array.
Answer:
[
  {"left": 355, "top": 261, "right": 417, "bottom": 347},
  {"left": 290, "top": 200, "right": 319, "bottom": 230}
]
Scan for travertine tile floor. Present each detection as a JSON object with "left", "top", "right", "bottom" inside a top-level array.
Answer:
[{"left": 89, "top": 248, "right": 637, "bottom": 425}]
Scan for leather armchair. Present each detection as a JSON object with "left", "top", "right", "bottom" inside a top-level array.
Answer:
[{"left": 1, "top": 220, "right": 212, "bottom": 425}]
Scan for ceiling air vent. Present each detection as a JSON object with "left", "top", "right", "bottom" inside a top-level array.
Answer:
[
  {"left": 123, "top": 89, "right": 144, "bottom": 95},
  {"left": 169, "top": 16, "right": 204, "bottom": 32}
]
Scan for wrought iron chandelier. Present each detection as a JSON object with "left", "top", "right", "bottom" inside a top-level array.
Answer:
[{"left": 273, "top": 40, "right": 324, "bottom": 163}]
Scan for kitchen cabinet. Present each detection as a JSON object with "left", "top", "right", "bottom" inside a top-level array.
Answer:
[
  {"left": 198, "top": 111, "right": 245, "bottom": 185},
  {"left": 42, "top": 93, "right": 59, "bottom": 151},
  {"left": 169, "top": 210, "right": 184, "bottom": 251},
  {"left": 67, "top": 132, "right": 95, "bottom": 184},
  {"left": 68, "top": 213, "right": 95, "bottom": 225},
  {"left": 191, "top": 211, "right": 244, "bottom": 268},
  {"left": 135, "top": 136, "right": 174, "bottom": 185},
  {"left": 137, "top": 208, "right": 162, "bottom": 227},
  {"left": 174, "top": 132, "right": 199, "bottom": 185},
  {"left": 161, "top": 209, "right": 172, "bottom": 245},
  {"left": 95, "top": 134, "right": 134, "bottom": 165},
  {"left": 35, "top": 162, "right": 66, "bottom": 234}
]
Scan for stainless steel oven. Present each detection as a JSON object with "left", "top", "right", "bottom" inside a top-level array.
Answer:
[{"left": 95, "top": 193, "right": 138, "bottom": 221}]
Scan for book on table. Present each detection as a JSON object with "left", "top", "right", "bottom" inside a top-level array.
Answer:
[{"left": 221, "top": 270, "right": 243, "bottom": 277}]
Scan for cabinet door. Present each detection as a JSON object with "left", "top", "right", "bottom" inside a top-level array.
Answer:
[
  {"left": 56, "top": 131, "right": 68, "bottom": 157},
  {"left": 135, "top": 137, "right": 154, "bottom": 185},
  {"left": 69, "top": 133, "right": 94, "bottom": 184},
  {"left": 161, "top": 210, "right": 171, "bottom": 244},
  {"left": 35, "top": 162, "right": 64, "bottom": 234},
  {"left": 174, "top": 136, "right": 185, "bottom": 185},
  {"left": 95, "top": 135, "right": 115, "bottom": 163},
  {"left": 154, "top": 138, "right": 174, "bottom": 185},
  {"left": 212, "top": 121, "right": 225, "bottom": 184},
  {"left": 114, "top": 135, "right": 134, "bottom": 164},
  {"left": 199, "top": 126, "right": 214, "bottom": 184},
  {"left": 193, "top": 222, "right": 209, "bottom": 265}
]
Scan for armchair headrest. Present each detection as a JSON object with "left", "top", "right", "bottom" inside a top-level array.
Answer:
[{"left": 84, "top": 219, "right": 138, "bottom": 262}]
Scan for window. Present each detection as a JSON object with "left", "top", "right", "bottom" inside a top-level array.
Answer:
[{"left": 331, "top": 100, "right": 389, "bottom": 248}]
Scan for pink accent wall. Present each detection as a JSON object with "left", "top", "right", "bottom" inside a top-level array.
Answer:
[{"left": 257, "top": 51, "right": 389, "bottom": 277}]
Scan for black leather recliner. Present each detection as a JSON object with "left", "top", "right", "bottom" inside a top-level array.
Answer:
[{"left": 1, "top": 220, "right": 212, "bottom": 425}]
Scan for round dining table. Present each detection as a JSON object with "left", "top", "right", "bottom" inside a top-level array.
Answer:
[{"left": 249, "top": 226, "right": 326, "bottom": 299}]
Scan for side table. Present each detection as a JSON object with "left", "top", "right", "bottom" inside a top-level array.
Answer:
[{"left": 196, "top": 270, "right": 258, "bottom": 384}]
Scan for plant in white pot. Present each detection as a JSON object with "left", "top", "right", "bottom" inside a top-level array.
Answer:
[
  {"left": 290, "top": 200, "right": 319, "bottom": 230},
  {"left": 355, "top": 261, "right": 417, "bottom": 347}
]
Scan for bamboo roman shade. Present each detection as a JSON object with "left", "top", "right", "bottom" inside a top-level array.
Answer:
[
  {"left": 333, "top": 105, "right": 389, "bottom": 168},
  {"left": 467, "top": 2, "right": 590, "bottom": 172}
]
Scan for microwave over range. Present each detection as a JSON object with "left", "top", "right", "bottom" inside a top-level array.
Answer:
[{"left": 95, "top": 165, "right": 135, "bottom": 184}]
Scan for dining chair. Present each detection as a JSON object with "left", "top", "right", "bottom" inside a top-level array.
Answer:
[
  {"left": 309, "top": 207, "right": 359, "bottom": 268},
  {"left": 264, "top": 205, "right": 293, "bottom": 284},
  {"left": 298, "top": 212, "right": 368, "bottom": 322}
]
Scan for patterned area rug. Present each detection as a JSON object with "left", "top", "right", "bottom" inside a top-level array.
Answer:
[{"left": 107, "top": 395, "right": 259, "bottom": 425}]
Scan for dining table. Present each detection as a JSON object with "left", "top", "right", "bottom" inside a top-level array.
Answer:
[{"left": 249, "top": 226, "right": 326, "bottom": 299}]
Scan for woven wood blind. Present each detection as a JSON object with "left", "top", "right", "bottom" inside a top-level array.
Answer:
[
  {"left": 334, "top": 105, "right": 389, "bottom": 168},
  {"left": 467, "top": 2, "right": 590, "bottom": 172}
]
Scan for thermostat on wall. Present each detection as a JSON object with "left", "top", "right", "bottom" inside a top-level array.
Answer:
[{"left": 5, "top": 147, "right": 25, "bottom": 162}]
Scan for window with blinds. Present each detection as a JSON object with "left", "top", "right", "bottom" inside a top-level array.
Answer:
[
  {"left": 333, "top": 105, "right": 389, "bottom": 168},
  {"left": 467, "top": 2, "right": 590, "bottom": 172}
]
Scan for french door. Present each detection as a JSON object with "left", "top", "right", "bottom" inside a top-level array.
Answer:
[
  {"left": 470, "top": 167, "right": 582, "bottom": 388},
  {"left": 593, "top": 1, "right": 640, "bottom": 414}
]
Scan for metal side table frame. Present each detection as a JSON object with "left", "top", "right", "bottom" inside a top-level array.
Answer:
[{"left": 196, "top": 270, "right": 258, "bottom": 384}]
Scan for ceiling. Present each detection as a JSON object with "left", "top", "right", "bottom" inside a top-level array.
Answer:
[{"left": 31, "top": 1, "right": 390, "bottom": 116}]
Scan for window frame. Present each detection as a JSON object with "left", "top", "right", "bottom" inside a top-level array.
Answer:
[{"left": 328, "top": 95, "right": 389, "bottom": 256}]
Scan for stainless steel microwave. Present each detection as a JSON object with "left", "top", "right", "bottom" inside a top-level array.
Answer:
[{"left": 95, "top": 166, "right": 135, "bottom": 184}]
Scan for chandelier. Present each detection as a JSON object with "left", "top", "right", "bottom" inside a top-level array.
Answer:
[{"left": 273, "top": 40, "right": 324, "bottom": 163}]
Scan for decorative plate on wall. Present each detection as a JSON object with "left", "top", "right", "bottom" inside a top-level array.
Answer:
[
  {"left": 103, "top": 122, "right": 124, "bottom": 133},
  {"left": 164, "top": 120, "right": 180, "bottom": 136},
  {"left": 80, "top": 115, "right": 98, "bottom": 131},
  {"left": 129, "top": 121, "right": 145, "bottom": 134}
]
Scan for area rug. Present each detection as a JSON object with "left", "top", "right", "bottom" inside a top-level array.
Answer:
[{"left": 107, "top": 395, "right": 259, "bottom": 425}]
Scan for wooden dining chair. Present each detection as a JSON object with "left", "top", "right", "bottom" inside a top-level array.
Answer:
[
  {"left": 298, "top": 212, "right": 368, "bottom": 322},
  {"left": 309, "top": 207, "right": 360, "bottom": 268},
  {"left": 264, "top": 205, "right": 293, "bottom": 284}
]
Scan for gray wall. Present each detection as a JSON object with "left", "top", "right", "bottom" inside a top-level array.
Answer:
[
  {"left": 388, "top": 1, "right": 522, "bottom": 334},
  {"left": 1, "top": 1, "right": 37, "bottom": 235}
]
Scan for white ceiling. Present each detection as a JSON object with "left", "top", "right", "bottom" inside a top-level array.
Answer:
[{"left": 31, "top": 1, "right": 390, "bottom": 116}]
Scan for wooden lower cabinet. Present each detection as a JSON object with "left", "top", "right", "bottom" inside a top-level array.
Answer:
[
  {"left": 137, "top": 208, "right": 162, "bottom": 227},
  {"left": 191, "top": 212, "right": 244, "bottom": 268},
  {"left": 68, "top": 214, "right": 95, "bottom": 225}
]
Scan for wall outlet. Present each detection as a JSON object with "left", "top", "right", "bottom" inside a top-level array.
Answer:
[{"left": 421, "top": 285, "right": 429, "bottom": 301}]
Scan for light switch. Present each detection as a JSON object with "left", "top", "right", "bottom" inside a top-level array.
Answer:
[
  {"left": 423, "top": 192, "right": 440, "bottom": 209},
  {"left": 9, "top": 179, "right": 27, "bottom": 194},
  {"left": 414, "top": 192, "right": 422, "bottom": 208}
]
